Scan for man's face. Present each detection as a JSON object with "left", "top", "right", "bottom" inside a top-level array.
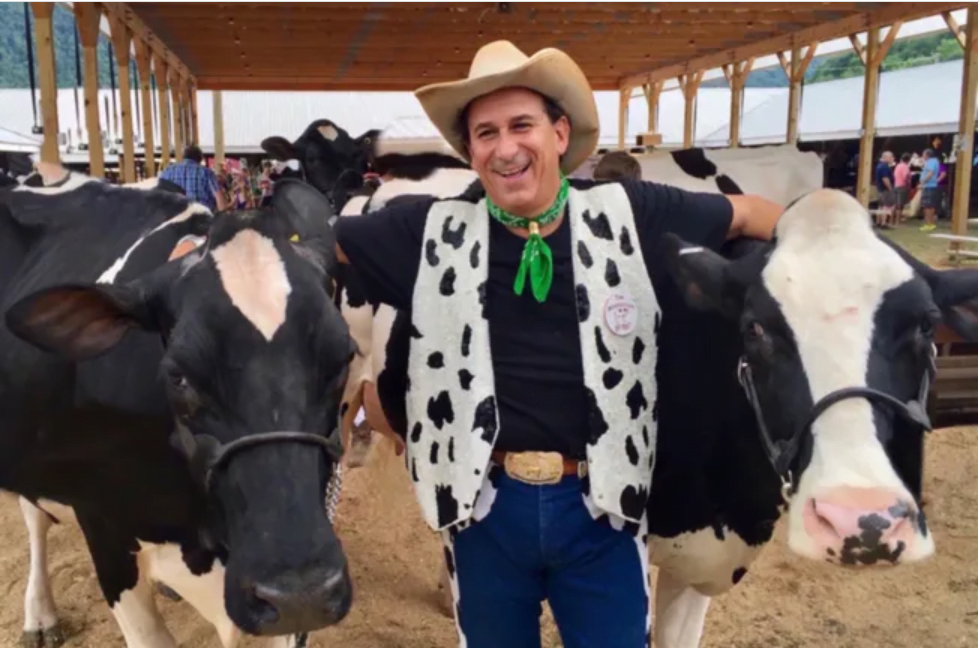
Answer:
[{"left": 465, "top": 87, "right": 570, "bottom": 217}]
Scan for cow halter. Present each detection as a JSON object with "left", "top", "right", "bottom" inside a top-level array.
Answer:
[
  {"left": 487, "top": 173, "right": 570, "bottom": 303},
  {"left": 736, "top": 345, "right": 937, "bottom": 504}
]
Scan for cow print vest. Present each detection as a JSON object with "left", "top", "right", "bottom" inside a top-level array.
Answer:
[{"left": 408, "top": 182, "right": 660, "bottom": 531}]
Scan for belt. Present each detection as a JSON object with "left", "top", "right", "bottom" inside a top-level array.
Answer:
[{"left": 491, "top": 450, "right": 588, "bottom": 485}]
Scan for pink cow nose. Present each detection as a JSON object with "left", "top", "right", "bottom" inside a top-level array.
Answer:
[{"left": 805, "top": 490, "right": 919, "bottom": 565}]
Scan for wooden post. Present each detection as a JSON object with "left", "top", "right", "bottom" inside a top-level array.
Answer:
[
  {"left": 109, "top": 15, "right": 135, "bottom": 183},
  {"left": 643, "top": 81, "right": 663, "bottom": 134},
  {"left": 155, "top": 56, "right": 171, "bottom": 169},
  {"left": 30, "top": 3, "right": 59, "bottom": 164},
  {"left": 853, "top": 23, "right": 901, "bottom": 208},
  {"left": 190, "top": 84, "right": 200, "bottom": 146},
  {"left": 213, "top": 89, "right": 225, "bottom": 168},
  {"left": 724, "top": 58, "right": 754, "bottom": 148},
  {"left": 73, "top": 3, "right": 103, "bottom": 177},
  {"left": 951, "top": 6, "right": 977, "bottom": 240},
  {"left": 181, "top": 78, "right": 194, "bottom": 145},
  {"left": 779, "top": 43, "right": 818, "bottom": 144},
  {"left": 617, "top": 86, "right": 630, "bottom": 150},
  {"left": 678, "top": 72, "right": 704, "bottom": 149},
  {"left": 170, "top": 67, "right": 184, "bottom": 161},
  {"left": 133, "top": 39, "right": 155, "bottom": 177}
]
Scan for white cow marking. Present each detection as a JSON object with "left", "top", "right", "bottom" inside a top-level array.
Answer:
[
  {"left": 211, "top": 229, "right": 292, "bottom": 341},
  {"left": 649, "top": 526, "right": 761, "bottom": 598},
  {"left": 13, "top": 170, "right": 95, "bottom": 194},
  {"left": 318, "top": 124, "right": 339, "bottom": 141},
  {"left": 366, "top": 168, "right": 477, "bottom": 212}
]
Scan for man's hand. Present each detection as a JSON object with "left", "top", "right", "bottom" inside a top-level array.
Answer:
[
  {"left": 336, "top": 242, "right": 349, "bottom": 264},
  {"left": 727, "top": 194, "right": 784, "bottom": 241}
]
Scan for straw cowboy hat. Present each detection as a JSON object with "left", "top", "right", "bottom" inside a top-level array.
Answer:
[{"left": 414, "top": 40, "right": 600, "bottom": 174}]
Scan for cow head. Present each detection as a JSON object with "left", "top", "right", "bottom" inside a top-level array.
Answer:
[
  {"left": 5, "top": 180, "right": 354, "bottom": 635},
  {"left": 660, "top": 188, "right": 976, "bottom": 567},
  {"left": 261, "top": 119, "right": 369, "bottom": 210}
]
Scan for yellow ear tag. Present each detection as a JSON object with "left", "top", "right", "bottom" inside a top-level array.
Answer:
[{"left": 290, "top": 234, "right": 300, "bottom": 242}]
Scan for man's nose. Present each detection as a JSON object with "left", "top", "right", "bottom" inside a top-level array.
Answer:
[{"left": 495, "top": 133, "right": 520, "bottom": 159}]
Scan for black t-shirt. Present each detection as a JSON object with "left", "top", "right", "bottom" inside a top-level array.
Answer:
[{"left": 335, "top": 178, "right": 733, "bottom": 459}]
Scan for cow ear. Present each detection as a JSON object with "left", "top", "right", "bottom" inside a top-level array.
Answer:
[
  {"left": 271, "top": 178, "right": 338, "bottom": 277},
  {"left": 931, "top": 268, "right": 978, "bottom": 342},
  {"left": 658, "top": 232, "right": 746, "bottom": 319},
  {"left": 5, "top": 282, "right": 161, "bottom": 362},
  {"left": 261, "top": 136, "right": 297, "bottom": 162}
]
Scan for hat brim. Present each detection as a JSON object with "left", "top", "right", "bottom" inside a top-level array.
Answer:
[{"left": 414, "top": 49, "right": 599, "bottom": 175}]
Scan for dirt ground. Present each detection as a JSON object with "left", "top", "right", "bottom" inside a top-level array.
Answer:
[{"left": 0, "top": 426, "right": 975, "bottom": 648}]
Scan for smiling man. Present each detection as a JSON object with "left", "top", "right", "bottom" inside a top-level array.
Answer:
[{"left": 334, "top": 41, "right": 783, "bottom": 648}]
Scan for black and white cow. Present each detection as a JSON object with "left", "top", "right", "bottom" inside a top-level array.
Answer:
[
  {"left": 327, "top": 142, "right": 975, "bottom": 647},
  {"left": 1, "top": 165, "right": 355, "bottom": 647}
]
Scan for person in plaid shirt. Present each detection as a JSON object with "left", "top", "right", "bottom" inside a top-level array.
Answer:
[{"left": 159, "top": 145, "right": 226, "bottom": 211}]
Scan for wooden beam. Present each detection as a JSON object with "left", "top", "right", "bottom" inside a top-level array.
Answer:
[
  {"left": 951, "top": 6, "right": 977, "bottom": 240},
  {"left": 30, "top": 3, "right": 59, "bottom": 163},
  {"left": 74, "top": 3, "right": 104, "bottom": 177},
  {"left": 155, "top": 55, "right": 171, "bottom": 169},
  {"left": 728, "top": 58, "right": 754, "bottom": 147},
  {"left": 102, "top": 2, "right": 195, "bottom": 84},
  {"left": 169, "top": 67, "right": 184, "bottom": 161},
  {"left": 849, "top": 34, "right": 868, "bottom": 65},
  {"left": 212, "top": 90, "right": 225, "bottom": 168},
  {"left": 109, "top": 15, "right": 135, "bottom": 183},
  {"left": 618, "top": 2, "right": 969, "bottom": 88},
  {"left": 190, "top": 85, "right": 199, "bottom": 146},
  {"left": 679, "top": 71, "right": 704, "bottom": 149},
  {"left": 133, "top": 39, "right": 155, "bottom": 177},
  {"left": 856, "top": 27, "right": 882, "bottom": 208},
  {"left": 617, "top": 86, "right": 630, "bottom": 150},
  {"left": 874, "top": 21, "right": 903, "bottom": 67},
  {"left": 643, "top": 81, "right": 663, "bottom": 133},
  {"left": 942, "top": 11, "right": 967, "bottom": 47},
  {"left": 785, "top": 42, "right": 818, "bottom": 144}
]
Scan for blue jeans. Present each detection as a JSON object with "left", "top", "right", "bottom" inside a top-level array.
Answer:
[{"left": 441, "top": 470, "right": 650, "bottom": 648}]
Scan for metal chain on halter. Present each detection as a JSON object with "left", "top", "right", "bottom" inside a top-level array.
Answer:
[{"left": 324, "top": 461, "right": 344, "bottom": 523}]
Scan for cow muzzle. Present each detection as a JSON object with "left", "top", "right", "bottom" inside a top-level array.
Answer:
[{"left": 241, "top": 562, "right": 353, "bottom": 635}]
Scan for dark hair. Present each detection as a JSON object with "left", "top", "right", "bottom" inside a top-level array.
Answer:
[
  {"left": 594, "top": 150, "right": 641, "bottom": 181},
  {"left": 184, "top": 145, "right": 204, "bottom": 163},
  {"left": 923, "top": 148, "right": 935, "bottom": 158},
  {"left": 453, "top": 88, "right": 569, "bottom": 151},
  {"left": 900, "top": 152, "right": 911, "bottom": 163}
]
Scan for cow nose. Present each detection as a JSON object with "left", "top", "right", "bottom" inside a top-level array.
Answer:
[
  {"left": 247, "top": 566, "right": 352, "bottom": 635},
  {"left": 806, "top": 490, "right": 918, "bottom": 565}
]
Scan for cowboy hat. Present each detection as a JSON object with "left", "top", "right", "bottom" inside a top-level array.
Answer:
[{"left": 414, "top": 40, "right": 600, "bottom": 175}]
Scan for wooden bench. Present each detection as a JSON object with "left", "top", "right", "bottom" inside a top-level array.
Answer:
[
  {"left": 926, "top": 322, "right": 978, "bottom": 429},
  {"left": 928, "top": 233, "right": 979, "bottom": 264}
]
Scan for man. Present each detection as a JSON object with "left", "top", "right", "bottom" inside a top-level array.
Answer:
[
  {"left": 593, "top": 150, "right": 642, "bottom": 181},
  {"left": 158, "top": 144, "right": 226, "bottom": 211},
  {"left": 919, "top": 148, "right": 941, "bottom": 232},
  {"left": 334, "top": 41, "right": 782, "bottom": 648},
  {"left": 874, "top": 150, "right": 896, "bottom": 228},
  {"left": 893, "top": 152, "right": 912, "bottom": 217}
]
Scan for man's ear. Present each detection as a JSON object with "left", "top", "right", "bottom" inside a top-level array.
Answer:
[
  {"left": 5, "top": 281, "right": 162, "bottom": 362},
  {"left": 657, "top": 232, "right": 746, "bottom": 319}
]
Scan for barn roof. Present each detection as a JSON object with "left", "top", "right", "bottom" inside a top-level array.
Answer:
[{"left": 124, "top": 2, "right": 966, "bottom": 91}]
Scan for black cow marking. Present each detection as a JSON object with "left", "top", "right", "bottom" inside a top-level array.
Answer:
[
  {"left": 838, "top": 513, "right": 906, "bottom": 566},
  {"left": 427, "top": 391, "right": 455, "bottom": 430},
  {"left": 594, "top": 326, "right": 612, "bottom": 363},
  {"left": 626, "top": 381, "right": 648, "bottom": 419},
  {"left": 625, "top": 436, "right": 640, "bottom": 466},
  {"left": 582, "top": 210, "right": 614, "bottom": 240},
  {"left": 410, "top": 324, "right": 424, "bottom": 339},
  {"left": 632, "top": 337, "right": 645, "bottom": 364},
  {"left": 458, "top": 369, "right": 474, "bottom": 391},
  {"left": 619, "top": 484, "right": 648, "bottom": 521},
  {"left": 575, "top": 285, "right": 590, "bottom": 322},
  {"left": 671, "top": 148, "right": 717, "bottom": 179},
  {"left": 427, "top": 352, "right": 445, "bottom": 369},
  {"left": 619, "top": 226, "right": 634, "bottom": 256},
  {"left": 461, "top": 324, "right": 472, "bottom": 357},
  {"left": 442, "top": 216, "right": 467, "bottom": 249},
  {"left": 605, "top": 259, "right": 621, "bottom": 287},
  {"left": 712, "top": 520, "right": 726, "bottom": 541},
  {"left": 585, "top": 388, "right": 610, "bottom": 444},
  {"left": 651, "top": 399, "right": 659, "bottom": 422},
  {"left": 430, "top": 441, "right": 440, "bottom": 465},
  {"left": 425, "top": 239, "right": 440, "bottom": 267},
  {"left": 410, "top": 422, "right": 423, "bottom": 443},
  {"left": 411, "top": 458, "right": 419, "bottom": 482},
  {"left": 732, "top": 567, "right": 747, "bottom": 584},
  {"left": 470, "top": 241, "right": 481, "bottom": 269},
  {"left": 603, "top": 367, "right": 623, "bottom": 390},
  {"left": 577, "top": 241, "right": 594, "bottom": 268},
  {"left": 654, "top": 311, "right": 661, "bottom": 334},
  {"left": 448, "top": 437, "right": 455, "bottom": 463},
  {"left": 439, "top": 267, "right": 457, "bottom": 296},
  {"left": 641, "top": 425, "right": 649, "bottom": 446},
  {"left": 715, "top": 174, "right": 743, "bottom": 195},
  {"left": 472, "top": 396, "right": 498, "bottom": 443},
  {"left": 477, "top": 281, "right": 488, "bottom": 319},
  {"left": 435, "top": 485, "right": 459, "bottom": 528},
  {"left": 443, "top": 546, "right": 456, "bottom": 580}
]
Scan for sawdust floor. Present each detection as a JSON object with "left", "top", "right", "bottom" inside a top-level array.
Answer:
[{"left": 0, "top": 427, "right": 975, "bottom": 648}]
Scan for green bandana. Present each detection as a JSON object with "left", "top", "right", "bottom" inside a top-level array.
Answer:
[{"left": 486, "top": 175, "right": 570, "bottom": 303}]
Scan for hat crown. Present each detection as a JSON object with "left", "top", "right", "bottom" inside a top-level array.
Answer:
[{"left": 467, "top": 40, "right": 531, "bottom": 79}]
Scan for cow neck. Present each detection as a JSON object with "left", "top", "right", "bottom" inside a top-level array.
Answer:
[{"left": 485, "top": 174, "right": 569, "bottom": 303}]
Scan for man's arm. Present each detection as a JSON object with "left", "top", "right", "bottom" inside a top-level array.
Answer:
[{"left": 726, "top": 195, "right": 783, "bottom": 241}]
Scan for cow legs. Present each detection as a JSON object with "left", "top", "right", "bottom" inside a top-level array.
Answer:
[
  {"left": 653, "top": 569, "right": 711, "bottom": 648},
  {"left": 73, "top": 510, "right": 178, "bottom": 648},
  {"left": 19, "top": 497, "right": 67, "bottom": 648}
]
